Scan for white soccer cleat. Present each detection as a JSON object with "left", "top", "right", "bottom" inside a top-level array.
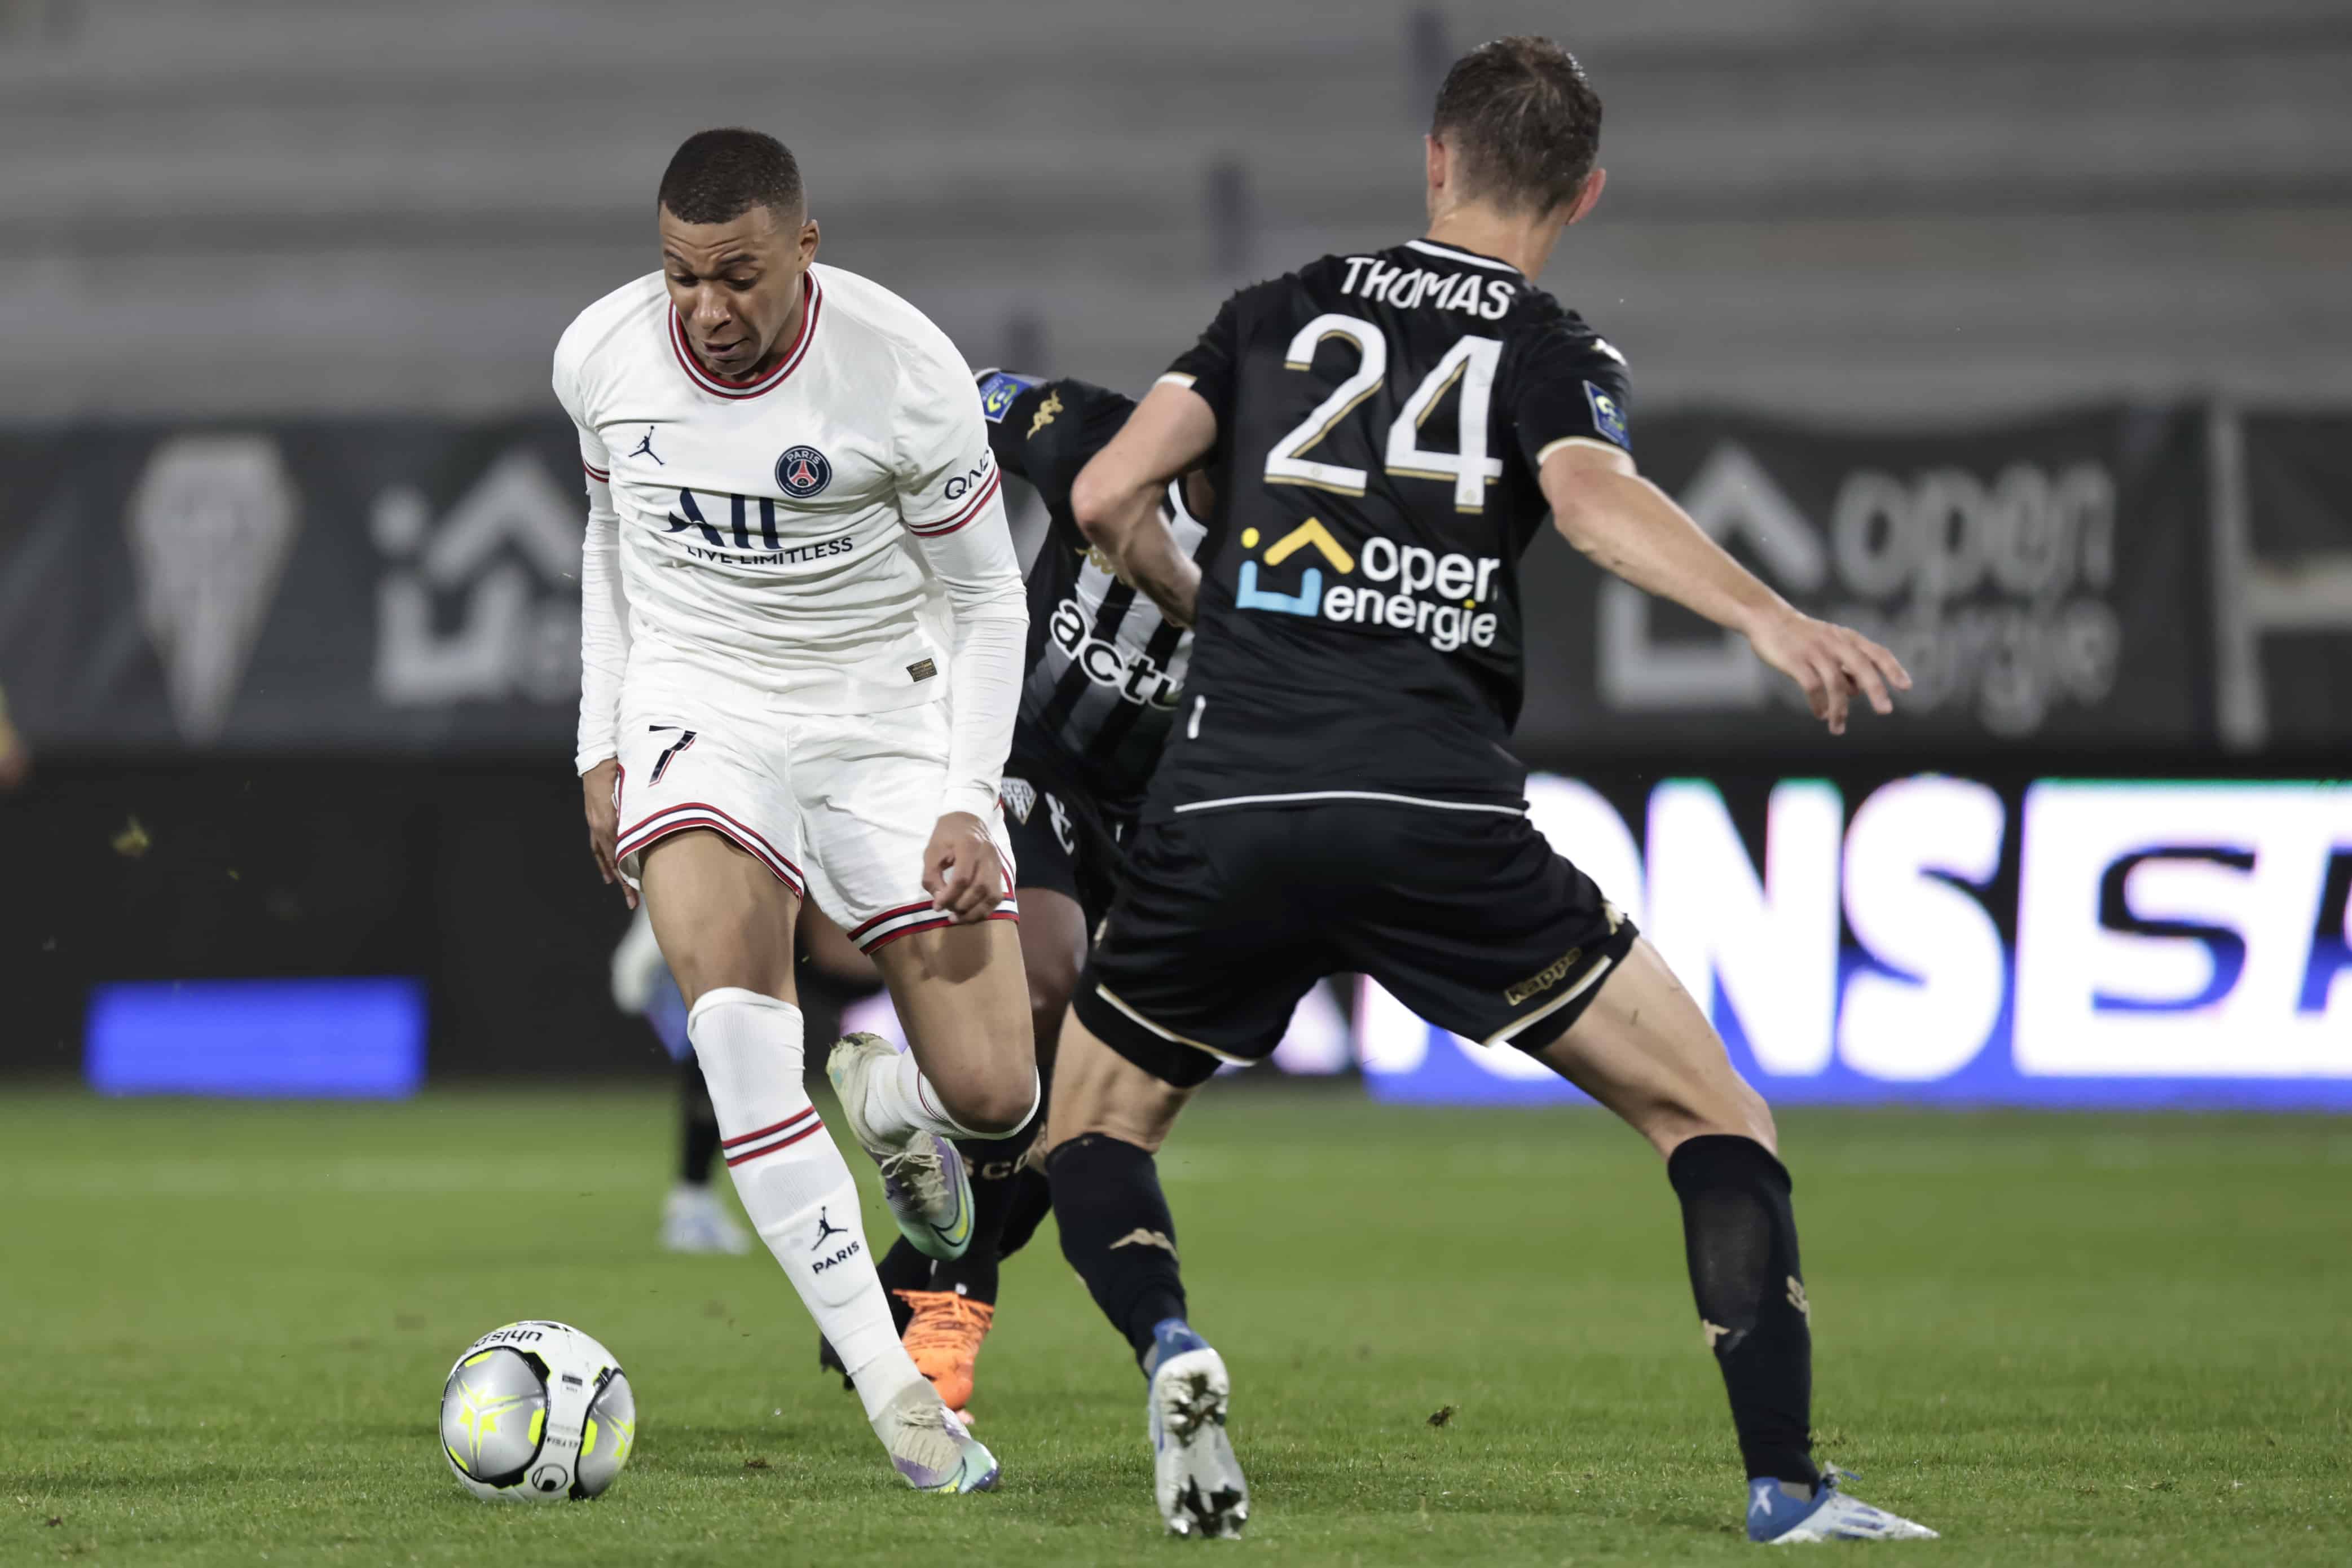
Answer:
[
  {"left": 659, "top": 1183, "right": 753, "bottom": 1254},
  {"left": 873, "top": 1378, "right": 999, "bottom": 1494},
  {"left": 1747, "top": 1472, "right": 1939, "bottom": 1544},
  {"left": 825, "top": 1033, "right": 975, "bottom": 1261},
  {"left": 1147, "top": 1328, "right": 1248, "bottom": 1539}
]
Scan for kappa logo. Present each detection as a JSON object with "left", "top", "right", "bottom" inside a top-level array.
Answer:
[
  {"left": 125, "top": 435, "right": 302, "bottom": 745},
  {"left": 1109, "top": 1228, "right": 1177, "bottom": 1259},
  {"left": 1504, "top": 946, "right": 1583, "bottom": 1007},
  {"left": 1786, "top": 1276, "right": 1810, "bottom": 1318},
  {"left": 1027, "top": 387, "right": 1064, "bottom": 438},
  {"left": 775, "top": 444, "right": 832, "bottom": 498}
]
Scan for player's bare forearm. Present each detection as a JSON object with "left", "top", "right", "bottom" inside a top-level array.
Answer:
[
  {"left": 1072, "top": 381, "right": 1216, "bottom": 627},
  {"left": 1541, "top": 445, "right": 1911, "bottom": 733},
  {"left": 1542, "top": 447, "right": 1786, "bottom": 639}
]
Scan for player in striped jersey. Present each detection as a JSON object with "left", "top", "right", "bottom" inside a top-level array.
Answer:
[{"left": 839, "top": 369, "right": 1217, "bottom": 1419}]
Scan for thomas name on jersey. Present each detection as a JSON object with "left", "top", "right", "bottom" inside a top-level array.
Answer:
[{"left": 1337, "top": 255, "right": 1517, "bottom": 319}]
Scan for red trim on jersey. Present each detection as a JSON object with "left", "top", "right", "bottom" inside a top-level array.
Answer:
[
  {"left": 724, "top": 1120, "right": 827, "bottom": 1166},
  {"left": 669, "top": 273, "right": 822, "bottom": 399},
  {"left": 616, "top": 801, "right": 804, "bottom": 895},
  {"left": 905, "top": 469, "right": 1002, "bottom": 537},
  {"left": 846, "top": 900, "right": 937, "bottom": 942},
  {"left": 860, "top": 914, "right": 958, "bottom": 952},
  {"left": 583, "top": 460, "right": 610, "bottom": 481},
  {"left": 722, "top": 1107, "right": 820, "bottom": 1149}
]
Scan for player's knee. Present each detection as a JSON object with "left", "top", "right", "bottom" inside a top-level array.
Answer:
[
  {"left": 947, "top": 1071, "right": 1041, "bottom": 1139},
  {"left": 1653, "top": 1077, "right": 1777, "bottom": 1161}
]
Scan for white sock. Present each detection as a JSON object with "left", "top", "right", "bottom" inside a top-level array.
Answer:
[
  {"left": 859, "top": 1046, "right": 1037, "bottom": 1145},
  {"left": 688, "top": 988, "right": 923, "bottom": 1421}
]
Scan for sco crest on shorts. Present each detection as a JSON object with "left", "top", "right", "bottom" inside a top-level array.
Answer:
[{"left": 776, "top": 445, "right": 833, "bottom": 497}]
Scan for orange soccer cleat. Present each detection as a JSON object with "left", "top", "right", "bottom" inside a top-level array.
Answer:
[{"left": 895, "top": 1289, "right": 996, "bottom": 1419}]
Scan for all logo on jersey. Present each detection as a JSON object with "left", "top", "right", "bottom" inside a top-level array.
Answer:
[
  {"left": 1584, "top": 381, "right": 1630, "bottom": 449},
  {"left": 775, "top": 445, "right": 833, "bottom": 497}
]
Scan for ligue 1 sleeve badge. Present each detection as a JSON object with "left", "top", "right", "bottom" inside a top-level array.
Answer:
[{"left": 775, "top": 445, "right": 833, "bottom": 498}]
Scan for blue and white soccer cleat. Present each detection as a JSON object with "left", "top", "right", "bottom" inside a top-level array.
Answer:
[
  {"left": 1747, "top": 1470, "right": 1938, "bottom": 1544},
  {"left": 826, "top": 1032, "right": 975, "bottom": 1261},
  {"left": 874, "top": 1380, "right": 999, "bottom": 1494},
  {"left": 1144, "top": 1319, "right": 1248, "bottom": 1538}
]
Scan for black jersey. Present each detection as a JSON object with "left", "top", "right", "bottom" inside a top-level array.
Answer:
[
  {"left": 1146, "top": 236, "right": 1632, "bottom": 816},
  {"left": 977, "top": 370, "right": 1214, "bottom": 817}
]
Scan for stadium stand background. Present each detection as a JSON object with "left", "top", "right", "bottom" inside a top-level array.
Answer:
[
  {"left": 5, "top": 0, "right": 2350, "bottom": 422},
  {"left": 5, "top": 1, "right": 2349, "bottom": 1087}
]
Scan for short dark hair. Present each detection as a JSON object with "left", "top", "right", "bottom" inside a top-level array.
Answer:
[
  {"left": 658, "top": 128, "right": 804, "bottom": 224},
  {"left": 1430, "top": 37, "right": 1602, "bottom": 215}
]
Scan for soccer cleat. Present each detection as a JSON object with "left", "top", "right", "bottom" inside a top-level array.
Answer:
[
  {"left": 659, "top": 1183, "right": 753, "bottom": 1255},
  {"left": 1747, "top": 1471, "right": 1939, "bottom": 1544},
  {"left": 825, "top": 1033, "right": 975, "bottom": 1261},
  {"left": 1143, "top": 1318, "right": 1248, "bottom": 1539},
  {"left": 873, "top": 1378, "right": 999, "bottom": 1494},
  {"left": 897, "top": 1289, "right": 994, "bottom": 1417}
]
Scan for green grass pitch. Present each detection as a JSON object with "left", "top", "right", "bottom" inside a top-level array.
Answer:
[{"left": 3, "top": 1083, "right": 2346, "bottom": 1565}]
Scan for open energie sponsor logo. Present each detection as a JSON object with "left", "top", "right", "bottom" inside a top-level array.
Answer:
[{"left": 1235, "top": 518, "right": 1503, "bottom": 652}]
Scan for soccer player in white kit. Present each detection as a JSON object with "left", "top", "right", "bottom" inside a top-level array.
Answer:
[{"left": 558, "top": 129, "right": 1033, "bottom": 1492}]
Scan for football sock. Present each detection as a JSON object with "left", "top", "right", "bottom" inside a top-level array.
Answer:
[
  {"left": 688, "top": 987, "right": 923, "bottom": 1422},
  {"left": 1666, "top": 1133, "right": 1820, "bottom": 1488},
  {"left": 995, "top": 1166, "right": 1054, "bottom": 1260},
  {"left": 679, "top": 1054, "right": 723, "bottom": 1186},
  {"left": 876, "top": 1239, "right": 931, "bottom": 1336},
  {"left": 857, "top": 1047, "right": 1038, "bottom": 1145},
  {"left": 923, "top": 1127, "right": 1037, "bottom": 1306},
  {"left": 1047, "top": 1133, "right": 1187, "bottom": 1366}
]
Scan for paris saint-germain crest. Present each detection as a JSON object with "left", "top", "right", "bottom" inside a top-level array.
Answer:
[{"left": 775, "top": 444, "right": 832, "bottom": 498}]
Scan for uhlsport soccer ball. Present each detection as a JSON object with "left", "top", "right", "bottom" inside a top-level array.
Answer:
[{"left": 439, "top": 1320, "right": 635, "bottom": 1501}]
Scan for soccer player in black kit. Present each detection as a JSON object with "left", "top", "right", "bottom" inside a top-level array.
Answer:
[
  {"left": 842, "top": 369, "right": 1217, "bottom": 1419},
  {"left": 1043, "top": 38, "right": 1937, "bottom": 1544}
]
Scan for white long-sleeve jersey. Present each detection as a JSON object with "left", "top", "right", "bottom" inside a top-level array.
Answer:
[{"left": 554, "top": 265, "right": 1027, "bottom": 822}]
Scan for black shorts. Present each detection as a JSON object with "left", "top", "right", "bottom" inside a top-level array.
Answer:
[
  {"left": 1073, "top": 800, "right": 1639, "bottom": 1089},
  {"left": 999, "top": 757, "right": 1131, "bottom": 933}
]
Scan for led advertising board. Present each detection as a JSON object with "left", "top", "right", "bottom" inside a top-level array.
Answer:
[{"left": 1363, "top": 777, "right": 2352, "bottom": 1108}]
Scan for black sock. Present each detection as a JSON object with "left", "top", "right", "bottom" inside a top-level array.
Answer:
[
  {"left": 1047, "top": 1133, "right": 1187, "bottom": 1364},
  {"left": 875, "top": 1238, "right": 932, "bottom": 1336},
  {"left": 1666, "top": 1134, "right": 1819, "bottom": 1488},
  {"left": 926, "top": 1127, "right": 1037, "bottom": 1306},
  {"left": 994, "top": 1166, "right": 1054, "bottom": 1261},
  {"left": 679, "top": 1055, "right": 722, "bottom": 1186}
]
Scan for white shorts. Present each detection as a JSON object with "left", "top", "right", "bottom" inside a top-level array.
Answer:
[{"left": 610, "top": 680, "right": 1018, "bottom": 954}]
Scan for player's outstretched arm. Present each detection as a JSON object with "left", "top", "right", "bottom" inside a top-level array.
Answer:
[
  {"left": 572, "top": 452, "right": 637, "bottom": 905},
  {"left": 1069, "top": 381, "right": 1215, "bottom": 628},
  {"left": 1540, "top": 443, "right": 1911, "bottom": 734}
]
